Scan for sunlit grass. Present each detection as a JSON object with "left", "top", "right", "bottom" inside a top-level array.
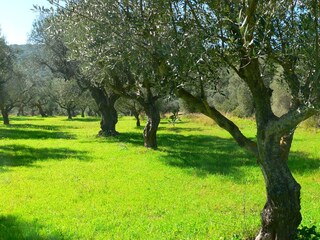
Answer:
[{"left": 0, "top": 115, "right": 319, "bottom": 239}]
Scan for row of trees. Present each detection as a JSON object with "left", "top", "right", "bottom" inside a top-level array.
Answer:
[
  {"left": 0, "top": 36, "right": 101, "bottom": 123},
  {"left": 0, "top": 34, "right": 177, "bottom": 127},
  {"left": 0, "top": 0, "right": 319, "bottom": 238}
]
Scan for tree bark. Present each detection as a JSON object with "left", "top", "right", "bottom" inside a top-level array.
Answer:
[
  {"left": 133, "top": 111, "right": 141, "bottom": 127},
  {"left": 47, "top": 108, "right": 54, "bottom": 117},
  {"left": 67, "top": 108, "right": 73, "bottom": 120},
  {"left": 87, "top": 109, "right": 93, "bottom": 116},
  {"left": 36, "top": 104, "right": 47, "bottom": 117},
  {"left": 1, "top": 107, "right": 10, "bottom": 125},
  {"left": 17, "top": 106, "right": 25, "bottom": 116},
  {"left": 176, "top": 87, "right": 302, "bottom": 239},
  {"left": 176, "top": 87, "right": 258, "bottom": 156},
  {"left": 142, "top": 100, "right": 160, "bottom": 149},
  {"left": 239, "top": 56, "right": 302, "bottom": 238},
  {"left": 99, "top": 101, "right": 118, "bottom": 136},
  {"left": 255, "top": 134, "right": 301, "bottom": 240},
  {"left": 89, "top": 86, "right": 119, "bottom": 136}
]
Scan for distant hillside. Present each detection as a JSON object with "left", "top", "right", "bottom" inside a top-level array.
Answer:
[{"left": 10, "top": 44, "right": 39, "bottom": 62}]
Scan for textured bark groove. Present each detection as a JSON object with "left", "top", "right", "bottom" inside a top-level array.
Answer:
[{"left": 256, "top": 183, "right": 301, "bottom": 240}]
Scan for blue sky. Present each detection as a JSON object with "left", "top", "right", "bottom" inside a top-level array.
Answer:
[{"left": 0, "top": 0, "right": 51, "bottom": 45}]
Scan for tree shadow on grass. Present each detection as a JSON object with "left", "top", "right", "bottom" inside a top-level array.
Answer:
[
  {"left": 157, "top": 126, "right": 206, "bottom": 133},
  {"left": 9, "top": 123, "right": 76, "bottom": 131},
  {"left": 0, "top": 128, "right": 75, "bottom": 140},
  {"left": 158, "top": 134, "right": 320, "bottom": 177},
  {"left": 110, "top": 132, "right": 256, "bottom": 181},
  {"left": 289, "top": 152, "right": 320, "bottom": 175},
  {"left": 62, "top": 117, "right": 100, "bottom": 122},
  {"left": 2, "top": 117, "right": 46, "bottom": 122},
  {"left": 111, "top": 131, "right": 144, "bottom": 146},
  {"left": 0, "top": 215, "right": 69, "bottom": 240},
  {"left": 112, "top": 132, "right": 320, "bottom": 179},
  {"left": 158, "top": 133, "right": 257, "bottom": 180},
  {"left": 0, "top": 144, "right": 89, "bottom": 168}
]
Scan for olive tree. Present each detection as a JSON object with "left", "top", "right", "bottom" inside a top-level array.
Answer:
[
  {"left": 115, "top": 98, "right": 143, "bottom": 127},
  {"left": 0, "top": 34, "right": 15, "bottom": 124},
  {"left": 0, "top": 68, "right": 30, "bottom": 124},
  {"left": 31, "top": 12, "right": 122, "bottom": 135},
  {"left": 172, "top": 1, "right": 320, "bottom": 239},
  {"left": 44, "top": 0, "right": 176, "bottom": 148},
  {"left": 51, "top": 78, "right": 82, "bottom": 120}
]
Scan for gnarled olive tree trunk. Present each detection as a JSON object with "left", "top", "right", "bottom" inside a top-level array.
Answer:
[
  {"left": 67, "top": 108, "right": 73, "bottom": 120},
  {"left": 255, "top": 133, "right": 301, "bottom": 240},
  {"left": 176, "top": 87, "right": 304, "bottom": 239},
  {"left": 142, "top": 101, "right": 160, "bottom": 149},
  {"left": 89, "top": 86, "right": 119, "bottom": 136},
  {"left": 132, "top": 110, "right": 141, "bottom": 127},
  {"left": 35, "top": 103, "right": 48, "bottom": 117},
  {"left": 1, "top": 107, "right": 10, "bottom": 125},
  {"left": 81, "top": 108, "right": 85, "bottom": 118}
]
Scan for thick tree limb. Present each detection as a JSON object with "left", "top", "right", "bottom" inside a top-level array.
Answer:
[
  {"left": 266, "top": 106, "right": 318, "bottom": 137},
  {"left": 176, "top": 87, "right": 258, "bottom": 157}
]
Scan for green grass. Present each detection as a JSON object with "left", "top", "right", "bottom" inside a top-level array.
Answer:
[{"left": 0, "top": 115, "right": 319, "bottom": 239}]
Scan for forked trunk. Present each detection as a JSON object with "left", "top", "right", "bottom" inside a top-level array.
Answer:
[
  {"left": 143, "top": 102, "right": 160, "bottom": 149},
  {"left": 255, "top": 134, "right": 301, "bottom": 240},
  {"left": 1, "top": 108, "right": 10, "bottom": 125}
]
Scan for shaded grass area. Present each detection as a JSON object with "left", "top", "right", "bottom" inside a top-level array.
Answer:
[
  {"left": 0, "top": 128, "right": 75, "bottom": 140},
  {"left": 0, "top": 215, "right": 68, "bottom": 240},
  {"left": 289, "top": 152, "right": 320, "bottom": 174},
  {"left": 0, "top": 144, "right": 89, "bottom": 167},
  {"left": 113, "top": 128, "right": 320, "bottom": 178},
  {"left": 1, "top": 116, "right": 45, "bottom": 122},
  {"left": 113, "top": 131, "right": 255, "bottom": 181},
  {"left": 62, "top": 117, "right": 100, "bottom": 122},
  {"left": 11, "top": 123, "right": 76, "bottom": 130},
  {"left": 0, "top": 116, "right": 319, "bottom": 239}
]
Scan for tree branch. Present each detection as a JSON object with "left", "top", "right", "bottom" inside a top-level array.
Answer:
[
  {"left": 176, "top": 87, "right": 258, "bottom": 157},
  {"left": 266, "top": 106, "right": 318, "bottom": 137}
]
